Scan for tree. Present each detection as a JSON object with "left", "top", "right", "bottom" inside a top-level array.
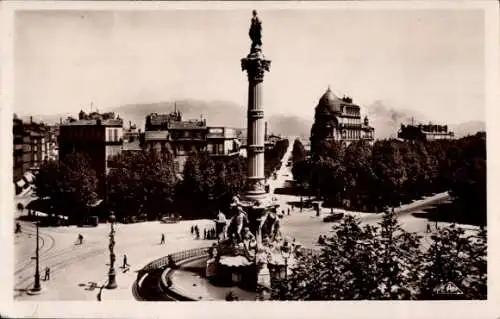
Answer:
[
  {"left": 449, "top": 134, "right": 486, "bottom": 225},
  {"left": 342, "top": 141, "right": 375, "bottom": 210},
  {"left": 272, "top": 215, "right": 380, "bottom": 300},
  {"left": 371, "top": 140, "right": 408, "bottom": 210},
  {"left": 108, "top": 149, "right": 177, "bottom": 221},
  {"left": 271, "top": 216, "right": 486, "bottom": 300},
  {"left": 35, "top": 153, "right": 98, "bottom": 222},
  {"left": 177, "top": 153, "right": 247, "bottom": 219},
  {"left": 292, "top": 139, "right": 307, "bottom": 163},
  {"left": 34, "top": 160, "right": 63, "bottom": 201},
  {"left": 58, "top": 152, "right": 99, "bottom": 221},
  {"left": 272, "top": 214, "right": 422, "bottom": 300},
  {"left": 141, "top": 150, "right": 177, "bottom": 219},
  {"left": 419, "top": 225, "right": 486, "bottom": 299},
  {"left": 376, "top": 211, "right": 423, "bottom": 299},
  {"left": 265, "top": 139, "right": 290, "bottom": 178}
]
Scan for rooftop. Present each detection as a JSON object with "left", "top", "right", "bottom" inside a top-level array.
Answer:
[
  {"left": 169, "top": 120, "right": 206, "bottom": 130},
  {"left": 62, "top": 119, "right": 123, "bottom": 127}
]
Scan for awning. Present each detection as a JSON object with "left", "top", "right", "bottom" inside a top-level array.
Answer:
[
  {"left": 87, "top": 199, "right": 104, "bottom": 207},
  {"left": 16, "top": 179, "right": 26, "bottom": 188},
  {"left": 23, "top": 172, "right": 35, "bottom": 183}
]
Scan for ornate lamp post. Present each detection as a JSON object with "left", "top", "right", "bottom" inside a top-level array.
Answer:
[
  {"left": 29, "top": 221, "right": 42, "bottom": 294},
  {"left": 106, "top": 212, "right": 117, "bottom": 289},
  {"left": 281, "top": 244, "right": 291, "bottom": 281}
]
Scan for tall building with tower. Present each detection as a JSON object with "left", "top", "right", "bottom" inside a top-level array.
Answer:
[{"left": 310, "top": 87, "right": 374, "bottom": 153}]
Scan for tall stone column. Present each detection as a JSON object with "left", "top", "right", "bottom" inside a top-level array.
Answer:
[{"left": 241, "top": 11, "right": 271, "bottom": 202}]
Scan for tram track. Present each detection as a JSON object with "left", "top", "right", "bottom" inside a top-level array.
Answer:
[
  {"left": 14, "top": 228, "right": 57, "bottom": 272},
  {"left": 14, "top": 245, "right": 109, "bottom": 297},
  {"left": 14, "top": 238, "right": 162, "bottom": 299}
]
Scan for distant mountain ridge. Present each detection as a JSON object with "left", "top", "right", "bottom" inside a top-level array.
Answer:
[
  {"left": 109, "top": 99, "right": 247, "bottom": 129},
  {"left": 19, "top": 99, "right": 485, "bottom": 139},
  {"left": 449, "top": 121, "right": 486, "bottom": 138}
]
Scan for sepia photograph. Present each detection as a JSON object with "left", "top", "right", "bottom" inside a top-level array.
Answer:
[{"left": 1, "top": 1, "right": 499, "bottom": 318}]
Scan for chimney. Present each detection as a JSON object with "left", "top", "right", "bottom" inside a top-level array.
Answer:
[
  {"left": 129, "top": 120, "right": 132, "bottom": 129},
  {"left": 59, "top": 117, "right": 62, "bottom": 124},
  {"left": 30, "top": 116, "right": 33, "bottom": 124}
]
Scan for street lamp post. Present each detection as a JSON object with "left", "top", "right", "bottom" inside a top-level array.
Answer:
[
  {"left": 106, "top": 212, "right": 117, "bottom": 289},
  {"left": 30, "top": 221, "right": 42, "bottom": 293},
  {"left": 281, "top": 245, "right": 291, "bottom": 281}
]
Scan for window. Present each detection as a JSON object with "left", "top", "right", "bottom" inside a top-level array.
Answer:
[
  {"left": 114, "top": 129, "right": 118, "bottom": 141},
  {"left": 207, "top": 143, "right": 213, "bottom": 153}
]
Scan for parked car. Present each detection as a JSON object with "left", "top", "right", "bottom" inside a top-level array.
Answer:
[
  {"left": 160, "top": 216, "right": 179, "bottom": 224},
  {"left": 323, "top": 212, "right": 344, "bottom": 223}
]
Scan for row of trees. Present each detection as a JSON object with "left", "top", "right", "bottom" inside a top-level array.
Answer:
[
  {"left": 176, "top": 153, "right": 247, "bottom": 219},
  {"left": 271, "top": 213, "right": 486, "bottom": 300},
  {"left": 292, "top": 133, "right": 486, "bottom": 225},
  {"left": 264, "top": 139, "right": 290, "bottom": 178},
  {"left": 34, "top": 137, "right": 291, "bottom": 223}
]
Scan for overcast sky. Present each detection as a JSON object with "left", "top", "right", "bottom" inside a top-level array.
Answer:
[{"left": 14, "top": 9, "right": 485, "bottom": 124}]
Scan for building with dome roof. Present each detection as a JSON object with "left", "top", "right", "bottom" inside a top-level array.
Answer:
[{"left": 310, "top": 87, "right": 374, "bottom": 153}]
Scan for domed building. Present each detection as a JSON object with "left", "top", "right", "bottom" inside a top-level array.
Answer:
[{"left": 310, "top": 87, "right": 374, "bottom": 153}]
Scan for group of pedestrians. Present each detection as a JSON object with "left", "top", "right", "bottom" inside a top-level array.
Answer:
[
  {"left": 190, "top": 225, "right": 200, "bottom": 239},
  {"left": 204, "top": 228, "right": 217, "bottom": 240},
  {"left": 281, "top": 207, "right": 292, "bottom": 216}
]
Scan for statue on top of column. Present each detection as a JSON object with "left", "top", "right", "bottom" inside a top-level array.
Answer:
[{"left": 249, "top": 10, "right": 263, "bottom": 50}]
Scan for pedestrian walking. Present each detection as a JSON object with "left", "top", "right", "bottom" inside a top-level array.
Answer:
[
  {"left": 287, "top": 208, "right": 290, "bottom": 216},
  {"left": 195, "top": 227, "right": 200, "bottom": 240},
  {"left": 204, "top": 229, "right": 207, "bottom": 240},
  {"left": 15, "top": 222, "right": 22, "bottom": 234},
  {"left": 123, "top": 254, "right": 129, "bottom": 268},
  {"left": 161, "top": 233, "right": 165, "bottom": 245},
  {"left": 190, "top": 225, "right": 194, "bottom": 234},
  {"left": 78, "top": 234, "right": 84, "bottom": 245},
  {"left": 44, "top": 266, "right": 50, "bottom": 281}
]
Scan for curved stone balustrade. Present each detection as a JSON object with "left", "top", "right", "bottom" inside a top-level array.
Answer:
[{"left": 135, "top": 246, "right": 320, "bottom": 301}]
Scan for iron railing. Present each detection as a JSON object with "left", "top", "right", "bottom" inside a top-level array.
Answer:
[
  {"left": 142, "top": 246, "right": 320, "bottom": 272},
  {"left": 142, "top": 247, "right": 210, "bottom": 272}
]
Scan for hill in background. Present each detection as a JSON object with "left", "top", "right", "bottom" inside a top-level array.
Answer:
[{"left": 19, "top": 99, "right": 485, "bottom": 140}]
